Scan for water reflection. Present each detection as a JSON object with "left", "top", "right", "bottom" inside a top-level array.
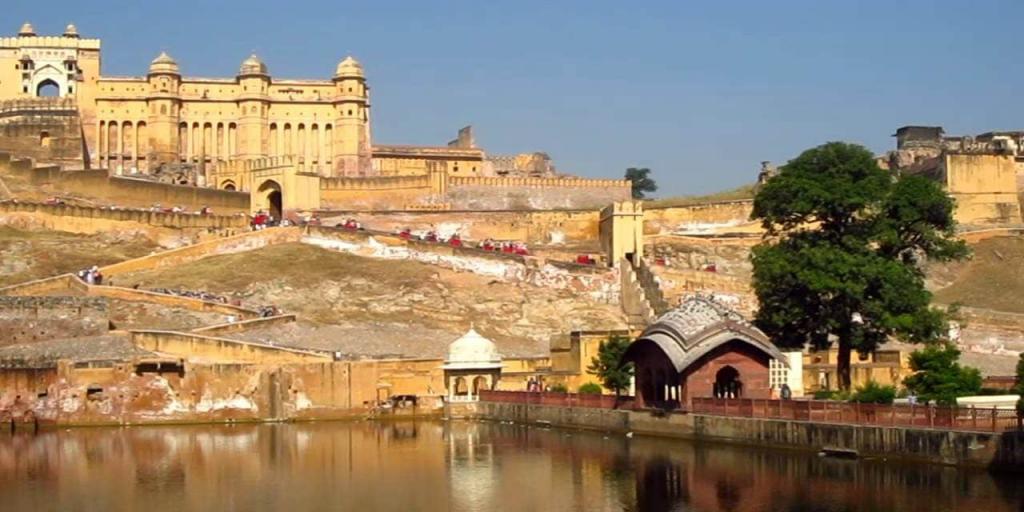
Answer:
[{"left": 0, "top": 421, "right": 1019, "bottom": 512}]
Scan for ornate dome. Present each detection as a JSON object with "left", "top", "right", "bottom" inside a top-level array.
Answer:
[
  {"left": 443, "top": 328, "right": 502, "bottom": 370},
  {"left": 334, "top": 55, "right": 364, "bottom": 79},
  {"left": 239, "top": 54, "right": 268, "bottom": 76},
  {"left": 18, "top": 22, "right": 36, "bottom": 37},
  {"left": 63, "top": 24, "right": 79, "bottom": 38},
  {"left": 148, "top": 51, "right": 180, "bottom": 75}
]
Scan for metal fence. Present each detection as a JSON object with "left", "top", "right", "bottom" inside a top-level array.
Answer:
[{"left": 692, "top": 397, "right": 1022, "bottom": 433}]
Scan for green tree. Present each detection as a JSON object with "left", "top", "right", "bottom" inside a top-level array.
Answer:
[
  {"left": 625, "top": 167, "right": 657, "bottom": 199},
  {"left": 587, "top": 335, "right": 634, "bottom": 396},
  {"left": 902, "top": 343, "right": 982, "bottom": 405},
  {"left": 1015, "top": 353, "right": 1024, "bottom": 415},
  {"left": 751, "top": 142, "right": 968, "bottom": 390},
  {"left": 578, "top": 382, "right": 603, "bottom": 394}
]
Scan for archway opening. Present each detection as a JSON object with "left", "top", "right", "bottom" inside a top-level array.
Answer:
[
  {"left": 472, "top": 376, "right": 488, "bottom": 395},
  {"left": 256, "top": 180, "right": 283, "bottom": 220},
  {"left": 453, "top": 376, "right": 468, "bottom": 396},
  {"left": 221, "top": 180, "right": 237, "bottom": 191},
  {"left": 36, "top": 80, "right": 60, "bottom": 97},
  {"left": 714, "top": 366, "right": 742, "bottom": 399}
]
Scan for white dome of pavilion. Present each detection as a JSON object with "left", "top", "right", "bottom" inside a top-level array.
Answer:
[{"left": 443, "top": 328, "right": 502, "bottom": 370}]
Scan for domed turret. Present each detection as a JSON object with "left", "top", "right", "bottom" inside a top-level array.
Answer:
[
  {"left": 443, "top": 328, "right": 502, "bottom": 370},
  {"left": 63, "top": 24, "right": 79, "bottom": 38},
  {"left": 334, "top": 55, "right": 364, "bottom": 79},
  {"left": 148, "top": 51, "right": 180, "bottom": 75},
  {"left": 18, "top": 22, "right": 36, "bottom": 37},
  {"left": 239, "top": 54, "right": 268, "bottom": 76}
]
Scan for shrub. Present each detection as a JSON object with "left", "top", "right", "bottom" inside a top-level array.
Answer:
[
  {"left": 548, "top": 383, "right": 568, "bottom": 393},
  {"left": 578, "top": 382, "right": 603, "bottom": 395},
  {"left": 903, "top": 342, "right": 982, "bottom": 405},
  {"left": 850, "top": 381, "right": 896, "bottom": 404},
  {"left": 813, "top": 389, "right": 838, "bottom": 400}
]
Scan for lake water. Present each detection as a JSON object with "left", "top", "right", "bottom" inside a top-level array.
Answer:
[{"left": 0, "top": 421, "right": 1020, "bottom": 511}]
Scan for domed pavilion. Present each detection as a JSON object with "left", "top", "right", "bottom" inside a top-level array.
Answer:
[{"left": 443, "top": 327, "right": 502, "bottom": 402}]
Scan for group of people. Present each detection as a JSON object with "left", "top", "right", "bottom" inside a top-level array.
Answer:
[
  {"left": 250, "top": 210, "right": 278, "bottom": 230},
  {"left": 338, "top": 218, "right": 363, "bottom": 230},
  {"left": 479, "top": 239, "right": 530, "bottom": 256},
  {"left": 76, "top": 266, "right": 104, "bottom": 285}
]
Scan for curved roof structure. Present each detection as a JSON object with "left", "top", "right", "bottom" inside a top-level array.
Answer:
[
  {"left": 149, "top": 51, "right": 180, "bottom": 75},
  {"left": 623, "top": 297, "right": 787, "bottom": 373},
  {"left": 443, "top": 328, "right": 502, "bottom": 370},
  {"left": 239, "top": 54, "right": 268, "bottom": 76},
  {"left": 335, "top": 55, "right": 364, "bottom": 79}
]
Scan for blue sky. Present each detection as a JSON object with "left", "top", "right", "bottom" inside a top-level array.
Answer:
[{"left": 8, "top": 0, "right": 1023, "bottom": 196}]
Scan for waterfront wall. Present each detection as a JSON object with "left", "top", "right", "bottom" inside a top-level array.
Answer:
[{"left": 475, "top": 401, "right": 1024, "bottom": 470}]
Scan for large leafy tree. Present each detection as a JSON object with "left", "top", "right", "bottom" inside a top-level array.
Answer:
[
  {"left": 751, "top": 142, "right": 967, "bottom": 390},
  {"left": 588, "top": 335, "right": 634, "bottom": 396},
  {"left": 902, "top": 343, "right": 982, "bottom": 405},
  {"left": 625, "top": 167, "right": 657, "bottom": 199}
]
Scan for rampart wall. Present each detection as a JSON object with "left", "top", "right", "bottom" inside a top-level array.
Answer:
[
  {"left": 644, "top": 200, "right": 756, "bottom": 235},
  {"left": 0, "top": 98, "right": 85, "bottom": 168},
  {"left": 99, "top": 227, "right": 301, "bottom": 276},
  {"left": 131, "top": 331, "right": 329, "bottom": 364},
  {"left": 0, "top": 152, "right": 250, "bottom": 213},
  {"left": 0, "top": 200, "right": 248, "bottom": 234},
  {"left": 445, "top": 176, "right": 631, "bottom": 210},
  {"left": 0, "top": 296, "right": 108, "bottom": 347}
]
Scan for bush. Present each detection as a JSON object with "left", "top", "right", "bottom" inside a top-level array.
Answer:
[
  {"left": 548, "top": 383, "right": 568, "bottom": 393},
  {"left": 813, "top": 389, "right": 837, "bottom": 400},
  {"left": 578, "top": 382, "right": 603, "bottom": 395},
  {"left": 850, "top": 381, "right": 896, "bottom": 404},
  {"left": 903, "top": 343, "right": 982, "bottom": 405}
]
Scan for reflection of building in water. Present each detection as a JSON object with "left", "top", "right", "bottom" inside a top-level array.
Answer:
[
  {"left": 635, "top": 456, "right": 687, "bottom": 511},
  {"left": 445, "top": 422, "right": 497, "bottom": 511}
]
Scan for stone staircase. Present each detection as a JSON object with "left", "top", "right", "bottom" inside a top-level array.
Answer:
[{"left": 619, "top": 258, "right": 671, "bottom": 329}]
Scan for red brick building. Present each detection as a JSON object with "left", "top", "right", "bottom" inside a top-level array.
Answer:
[{"left": 621, "top": 297, "right": 788, "bottom": 409}]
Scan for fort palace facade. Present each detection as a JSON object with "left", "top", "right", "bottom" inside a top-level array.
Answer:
[{"left": 0, "top": 22, "right": 554, "bottom": 180}]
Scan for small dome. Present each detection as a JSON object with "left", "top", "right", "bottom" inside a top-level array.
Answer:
[
  {"left": 239, "top": 54, "right": 268, "bottom": 76},
  {"left": 334, "top": 55, "right": 364, "bottom": 78},
  {"left": 18, "top": 22, "right": 36, "bottom": 37},
  {"left": 148, "top": 51, "right": 180, "bottom": 75},
  {"left": 443, "top": 328, "right": 502, "bottom": 370},
  {"left": 63, "top": 24, "right": 79, "bottom": 38}
]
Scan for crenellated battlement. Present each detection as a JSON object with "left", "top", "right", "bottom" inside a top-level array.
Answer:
[{"left": 449, "top": 175, "right": 631, "bottom": 189}]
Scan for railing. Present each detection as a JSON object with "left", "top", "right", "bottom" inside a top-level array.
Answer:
[
  {"left": 692, "top": 398, "right": 1023, "bottom": 433},
  {"left": 480, "top": 390, "right": 634, "bottom": 410}
]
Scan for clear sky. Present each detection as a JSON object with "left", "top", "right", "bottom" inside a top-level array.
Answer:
[{"left": 7, "top": 0, "right": 1023, "bottom": 196}]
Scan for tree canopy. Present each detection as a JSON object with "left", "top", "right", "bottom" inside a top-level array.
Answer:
[
  {"left": 902, "top": 343, "right": 982, "bottom": 405},
  {"left": 625, "top": 168, "right": 657, "bottom": 199},
  {"left": 587, "top": 335, "right": 634, "bottom": 396},
  {"left": 750, "top": 142, "right": 968, "bottom": 390}
]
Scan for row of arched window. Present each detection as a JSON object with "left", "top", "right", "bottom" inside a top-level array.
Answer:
[
  {"left": 97, "top": 121, "right": 148, "bottom": 166},
  {"left": 268, "top": 122, "right": 333, "bottom": 171}
]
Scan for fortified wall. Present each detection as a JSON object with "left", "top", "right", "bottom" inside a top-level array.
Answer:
[
  {"left": 0, "top": 152, "right": 251, "bottom": 212},
  {"left": 0, "top": 296, "right": 108, "bottom": 347}
]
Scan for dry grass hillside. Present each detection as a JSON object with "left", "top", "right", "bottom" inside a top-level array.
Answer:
[
  {"left": 0, "top": 226, "right": 159, "bottom": 287},
  {"left": 930, "top": 236, "right": 1024, "bottom": 314},
  {"left": 115, "top": 243, "right": 628, "bottom": 357}
]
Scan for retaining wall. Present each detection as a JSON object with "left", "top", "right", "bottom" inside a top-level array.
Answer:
[
  {"left": 476, "top": 401, "right": 1024, "bottom": 470},
  {"left": 0, "top": 296, "right": 108, "bottom": 347}
]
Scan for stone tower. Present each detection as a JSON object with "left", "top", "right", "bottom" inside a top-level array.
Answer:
[
  {"left": 331, "top": 56, "right": 371, "bottom": 176},
  {"left": 145, "top": 52, "right": 181, "bottom": 165},
  {"left": 236, "top": 54, "right": 270, "bottom": 160}
]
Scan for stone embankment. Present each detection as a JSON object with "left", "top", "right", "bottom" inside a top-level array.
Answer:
[{"left": 475, "top": 400, "right": 1024, "bottom": 471}]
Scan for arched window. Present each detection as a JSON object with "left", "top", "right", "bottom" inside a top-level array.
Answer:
[
  {"left": 39, "top": 131, "right": 51, "bottom": 147},
  {"left": 36, "top": 80, "right": 61, "bottom": 97}
]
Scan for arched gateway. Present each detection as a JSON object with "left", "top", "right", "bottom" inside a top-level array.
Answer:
[{"left": 620, "top": 297, "right": 788, "bottom": 409}]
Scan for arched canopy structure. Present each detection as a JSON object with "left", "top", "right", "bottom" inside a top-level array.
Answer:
[{"left": 621, "top": 297, "right": 788, "bottom": 409}]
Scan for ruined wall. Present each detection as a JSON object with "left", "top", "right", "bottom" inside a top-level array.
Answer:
[
  {"left": 943, "top": 154, "right": 1023, "bottom": 226},
  {"left": 320, "top": 209, "right": 600, "bottom": 244},
  {"left": 644, "top": 201, "right": 757, "bottom": 235},
  {"left": 0, "top": 99, "right": 85, "bottom": 168},
  {"left": 445, "top": 176, "right": 631, "bottom": 210},
  {"left": 0, "top": 152, "right": 251, "bottom": 213},
  {"left": 0, "top": 296, "right": 107, "bottom": 347}
]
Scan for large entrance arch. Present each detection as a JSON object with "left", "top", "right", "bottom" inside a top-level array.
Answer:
[
  {"left": 36, "top": 79, "right": 61, "bottom": 97},
  {"left": 714, "top": 365, "right": 741, "bottom": 399},
  {"left": 256, "top": 180, "right": 283, "bottom": 220}
]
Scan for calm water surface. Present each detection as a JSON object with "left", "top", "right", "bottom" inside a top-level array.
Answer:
[{"left": 0, "top": 421, "right": 1020, "bottom": 511}]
